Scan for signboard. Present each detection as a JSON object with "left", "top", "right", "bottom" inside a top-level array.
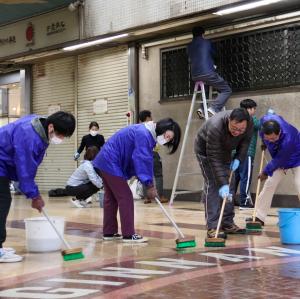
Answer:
[
  {"left": 0, "top": 8, "right": 79, "bottom": 59},
  {"left": 93, "top": 99, "right": 108, "bottom": 114}
]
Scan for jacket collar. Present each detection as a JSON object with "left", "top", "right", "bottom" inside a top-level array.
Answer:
[{"left": 31, "top": 117, "right": 49, "bottom": 144}]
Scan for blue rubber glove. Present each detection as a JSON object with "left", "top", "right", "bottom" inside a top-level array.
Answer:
[
  {"left": 74, "top": 152, "right": 80, "bottom": 161},
  {"left": 230, "top": 159, "right": 240, "bottom": 171},
  {"left": 219, "top": 184, "right": 230, "bottom": 199}
]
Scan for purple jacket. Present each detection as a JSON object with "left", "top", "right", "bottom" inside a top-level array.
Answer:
[
  {"left": 93, "top": 123, "right": 156, "bottom": 186},
  {"left": 0, "top": 115, "right": 49, "bottom": 198},
  {"left": 260, "top": 114, "right": 300, "bottom": 176}
]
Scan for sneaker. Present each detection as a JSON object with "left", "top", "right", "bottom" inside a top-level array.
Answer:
[
  {"left": 80, "top": 199, "right": 92, "bottom": 208},
  {"left": 123, "top": 234, "right": 148, "bottom": 243},
  {"left": 222, "top": 223, "right": 246, "bottom": 234},
  {"left": 3, "top": 247, "right": 16, "bottom": 254},
  {"left": 0, "top": 251, "right": 23, "bottom": 263},
  {"left": 207, "top": 107, "right": 217, "bottom": 117},
  {"left": 144, "top": 198, "right": 152, "bottom": 204},
  {"left": 103, "top": 233, "right": 123, "bottom": 241},
  {"left": 207, "top": 229, "right": 226, "bottom": 239},
  {"left": 196, "top": 108, "right": 205, "bottom": 119},
  {"left": 239, "top": 203, "right": 254, "bottom": 210},
  {"left": 70, "top": 198, "right": 84, "bottom": 208},
  {"left": 159, "top": 196, "right": 169, "bottom": 203},
  {"left": 245, "top": 217, "right": 264, "bottom": 226},
  {"left": 85, "top": 197, "right": 93, "bottom": 204}
]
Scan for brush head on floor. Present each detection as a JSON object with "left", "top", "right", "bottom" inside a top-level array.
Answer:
[
  {"left": 246, "top": 221, "right": 262, "bottom": 234},
  {"left": 62, "top": 248, "right": 84, "bottom": 261},
  {"left": 204, "top": 237, "right": 226, "bottom": 247},
  {"left": 176, "top": 237, "right": 196, "bottom": 249}
]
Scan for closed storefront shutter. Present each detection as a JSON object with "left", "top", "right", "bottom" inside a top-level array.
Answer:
[
  {"left": 77, "top": 46, "right": 129, "bottom": 143},
  {"left": 32, "top": 57, "right": 76, "bottom": 192}
]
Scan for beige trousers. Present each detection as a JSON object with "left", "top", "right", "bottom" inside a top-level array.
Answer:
[{"left": 256, "top": 166, "right": 300, "bottom": 222}]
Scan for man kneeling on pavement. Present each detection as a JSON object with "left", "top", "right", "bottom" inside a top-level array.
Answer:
[
  {"left": 246, "top": 112, "right": 300, "bottom": 226},
  {"left": 195, "top": 108, "right": 253, "bottom": 238}
]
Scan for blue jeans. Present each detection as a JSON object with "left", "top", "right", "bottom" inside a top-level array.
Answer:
[
  {"left": 193, "top": 72, "right": 232, "bottom": 112},
  {"left": 232, "top": 156, "right": 254, "bottom": 205}
]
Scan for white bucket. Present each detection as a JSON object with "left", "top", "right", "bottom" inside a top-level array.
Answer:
[{"left": 24, "top": 216, "right": 65, "bottom": 252}]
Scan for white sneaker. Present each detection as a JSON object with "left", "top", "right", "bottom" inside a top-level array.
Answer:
[
  {"left": 122, "top": 234, "right": 148, "bottom": 243},
  {"left": 207, "top": 107, "right": 216, "bottom": 117},
  {"left": 103, "top": 233, "right": 123, "bottom": 241},
  {"left": 85, "top": 196, "right": 93, "bottom": 204},
  {"left": 3, "top": 247, "right": 16, "bottom": 254},
  {"left": 0, "top": 251, "right": 23, "bottom": 263},
  {"left": 70, "top": 198, "right": 84, "bottom": 208}
]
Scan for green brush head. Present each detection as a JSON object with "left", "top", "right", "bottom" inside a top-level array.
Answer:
[
  {"left": 246, "top": 223, "right": 262, "bottom": 229},
  {"left": 204, "top": 241, "right": 225, "bottom": 247},
  {"left": 246, "top": 228, "right": 262, "bottom": 234},
  {"left": 176, "top": 240, "right": 196, "bottom": 249},
  {"left": 63, "top": 252, "right": 84, "bottom": 261}
]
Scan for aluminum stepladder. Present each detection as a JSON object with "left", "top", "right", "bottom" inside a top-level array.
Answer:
[{"left": 169, "top": 81, "right": 212, "bottom": 206}]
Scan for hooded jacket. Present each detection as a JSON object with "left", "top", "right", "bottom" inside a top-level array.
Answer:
[
  {"left": 260, "top": 114, "right": 300, "bottom": 176},
  {"left": 93, "top": 122, "right": 156, "bottom": 186},
  {"left": 0, "top": 114, "right": 49, "bottom": 198},
  {"left": 194, "top": 110, "right": 253, "bottom": 187}
]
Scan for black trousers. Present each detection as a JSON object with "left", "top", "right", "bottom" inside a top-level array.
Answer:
[
  {"left": 0, "top": 177, "right": 12, "bottom": 248},
  {"left": 66, "top": 182, "right": 99, "bottom": 200}
]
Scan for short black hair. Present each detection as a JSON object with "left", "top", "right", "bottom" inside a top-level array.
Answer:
[
  {"left": 46, "top": 111, "right": 76, "bottom": 137},
  {"left": 84, "top": 146, "right": 99, "bottom": 161},
  {"left": 155, "top": 118, "right": 181, "bottom": 154},
  {"left": 192, "top": 26, "right": 205, "bottom": 37},
  {"left": 89, "top": 121, "right": 99, "bottom": 129},
  {"left": 139, "top": 110, "right": 152, "bottom": 122},
  {"left": 261, "top": 120, "right": 280, "bottom": 135},
  {"left": 229, "top": 108, "right": 250, "bottom": 123},
  {"left": 240, "top": 99, "right": 257, "bottom": 109}
]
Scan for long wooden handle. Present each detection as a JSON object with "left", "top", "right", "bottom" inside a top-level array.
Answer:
[
  {"left": 253, "top": 150, "right": 265, "bottom": 221},
  {"left": 215, "top": 171, "right": 233, "bottom": 238}
]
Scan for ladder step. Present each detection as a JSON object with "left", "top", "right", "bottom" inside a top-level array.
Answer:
[
  {"left": 174, "top": 190, "right": 202, "bottom": 195},
  {"left": 179, "top": 172, "right": 202, "bottom": 176}
]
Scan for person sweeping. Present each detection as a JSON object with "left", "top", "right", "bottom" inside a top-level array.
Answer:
[
  {"left": 93, "top": 118, "right": 181, "bottom": 243},
  {"left": 0, "top": 111, "right": 76, "bottom": 263},
  {"left": 194, "top": 108, "right": 253, "bottom": 243}
]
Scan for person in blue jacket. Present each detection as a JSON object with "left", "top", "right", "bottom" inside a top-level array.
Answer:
[
  {"left": 188, "top": 26, "right": 232, "bottom": 118},
  {"left": 93, "top": 118, "right": 181, "bottom": 243},
  {"left": 247, "top": 113, "right": 300, "bottom": 225},
  {"left": 0, "top": 111, "right": 75, "bottom": 263}
]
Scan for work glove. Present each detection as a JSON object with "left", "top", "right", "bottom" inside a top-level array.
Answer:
[
  {"left": 146, "top": 185, "right": 158, "bottom": 200},
  {"left": 31, "top": 195, "right": 45, "bottom": 212},
  {"left": 218, "top": 184, "right": 230, "bottom": 199},
  {"left": 230, "top": 159, "right": 240, "bottom": 171},
  {"left": 74, "top": 152, "right": 80, "bottom": 161},
  {"left": 258, "top": 172, "right": 268, "bottom": 181}
]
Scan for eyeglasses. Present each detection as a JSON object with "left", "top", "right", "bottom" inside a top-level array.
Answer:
[{"left": 229, "top": 123, "right": 246, "bottom": 133}]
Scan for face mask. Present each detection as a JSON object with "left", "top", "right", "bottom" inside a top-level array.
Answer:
[
  {"left": 157, "top": 134, "right": 168, "bottom": 145},
  {"left": 50, "top": 134, "right": 64, "bottom": 145},
  {"left": 90, "top": 130, "right": 98, "bottom": 137}
]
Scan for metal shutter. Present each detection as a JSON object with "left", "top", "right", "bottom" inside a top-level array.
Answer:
[
  {"left": 32, "top": 57, "right": 76, "bottom": 191},
  {"left": 77, "top": 46, "right": 129, "bottom": 142}
]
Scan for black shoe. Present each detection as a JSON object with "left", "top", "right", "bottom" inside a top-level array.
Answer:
[
  {"left": 222, "top": 223, "right": 246, "bottom": 234},
  {"left": 207, "top": 229, "right": 227, "bottom": 239},
  {"left": 245, "top": 217, "right": 264, "bottom": 226}
]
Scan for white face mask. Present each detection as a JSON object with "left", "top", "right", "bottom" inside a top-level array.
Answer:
[
  {"left": 50, "top": 134, "right": 64, "bottom": 145},
  {"left": 90, "top": 130, "right": 98, "bottom": 137},
  {"left": 157, "top": 134, "right": 168, "bottom": 145}
]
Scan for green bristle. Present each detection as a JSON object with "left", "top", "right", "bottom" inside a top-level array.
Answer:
[
  {"left": 176, "top": 240, "right": 196, "bottom": 249},
  {"left": 246, "top": 223, "right": 262, "bottom": 229},
  {"left": 204, "top": 241, "right": 225, "bottom": 247},
  {"left": 63, "top": 252, "right": 84, "bottom": 261}
]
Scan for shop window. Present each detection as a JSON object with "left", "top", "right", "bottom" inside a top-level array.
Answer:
[{"left": 160, "top": 24, "right": 300, "bottom": 100}]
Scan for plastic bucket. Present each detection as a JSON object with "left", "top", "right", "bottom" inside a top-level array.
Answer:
[
  {"left": 24, "top": 216, "right": 65, "bottom": 252},
  {"left": 278, "top": 208, "right": 300, "bottom": 244}
]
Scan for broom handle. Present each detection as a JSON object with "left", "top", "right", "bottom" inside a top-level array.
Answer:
[
  {"left": 253, "top": 150, "right": 265, "bottom": 221},
  {"left": 215, "top": 171, "right": 233, "bottom": 239},
  {"left": 41, "top": 208, "right": 71, "bottom": 250},
  {"left": 154, "top": 197, "right": 185, "bottom": 239}
]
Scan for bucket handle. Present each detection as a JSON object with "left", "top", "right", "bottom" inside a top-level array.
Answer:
[{"left": 278, "top": 213, "right": 297, "bottom": 228}]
